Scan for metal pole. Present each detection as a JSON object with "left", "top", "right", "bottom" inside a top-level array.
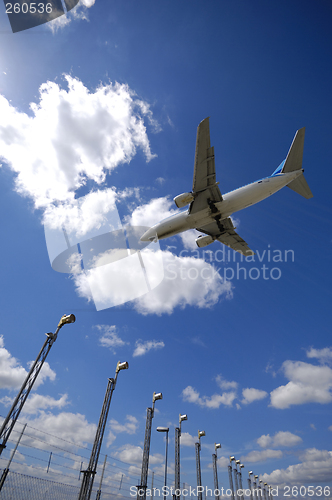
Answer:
[
  {"left": 47, "top": 452, "right": 52, "bottom": 473},
  {"left": 137, "top": 392, "right": 162, "bottom": 500},
  {"left": 164, "top": 430, "right": 168, "bottom": 500},
  {"left": 0, "top": 422, "right": 27, "bottom": 492},
  {"left": 232, "top": 464, "right": 239, "bottom": 500},
  {"left": 252, "top": 478, "right": 257, "bottom": 500},
  {"left": 248, "top": 477, "right": 253, "bottom": 500},
  {"left": 228, "top": 465, "right": 235, "bottom": 500},
  {"left": 195, "top": 442, "right": 202, "bottom": 500},
  {"left": 212, "top": 454, "right": 219, "bottom": 500},
  {"left": 238, "top": 466, "right": 244, "bottom": 500},
  {"left": 0, "top": 314, "right": 75, "bottom": 455},
  {"left": 78, "top": 361, "right": 128, "bottom": 500},
  {"left": 151, "top": 471, "right": 154, "bottom": 500},
  {"left": 95, "top": 454, "right": 107, "bottom": 500},
  {"left": 174, "top": 427, "right": 180, "bottom": 498}
]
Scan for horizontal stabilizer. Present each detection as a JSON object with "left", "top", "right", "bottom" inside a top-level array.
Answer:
[
  {"left": 287, "top": 173, "right": 313, "bottom": 199},
  {"left": 282, "top": 128, "right": 305, "bottom": 173}
]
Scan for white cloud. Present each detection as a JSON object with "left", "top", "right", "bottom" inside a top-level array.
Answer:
[
  {"left": 109, "top": 415, "right": 138, "bottom": 435},
  {"left": 262, "top": 448, "right": 332, "bottom": 485},
  {"left": 207, "top": 456, "right": 229, "bottom": 469},
  {"left": 179, "top": 230, "right": 200, "bottom": 251},
  {"left": 0, "top": 336, "right": 29, "bottom": 390},
  {"left": 114, "top": 444, "right": 163, "bottom": 465},
  {"left": 306, "top": 346, "right": 332, "bottom": 364},
  {"left": 30, "top": 361, "right": 56, "bottom": 389},
  {"left": 215, "top": 375, "right": 238, "bottom": 391},
  {"left": 47, "top": 0, "right": 96, "bottom": 33},
  {"left": 133, "top": 340, "right": 165, "bottom": 357},
  {"left": 0, "top": 76, "right": 156, "bottom": 211},
  {"left": 22, "top": 394, "right": 69, "bottom": 415},
  {"left": 241, "top": 449, "right": 283, "bottom": 463},
  {"left": 241, "top": 388, "right": 268, "bottom": 405},
  {"left": 128, "top": 197, "right": 178, "bottom": 228},
  {"left": 133, "top": 250, "right": 233, "bottom": 315},
  {"left": 21, "top": 412, "right": 97, "bottom": 451},
  {"left": 107, "top": 416, "right": 138, "bottom": 447},
  {"left": 257, "top": 434, "right": 273, "bottom": 448},
  {"left": 257, "top": 431, "right": 302, "bottom": 448},
  {"left": 96, "top": 325, "right": 129, "bottom": 353},
  {"left": 180, "top": 432, "right": 197, "bottom": 447},
  {"left": 270, "top": 360, "right": 332, "bottom": 409},
  {"left": 44, "top": 187, "right": 118, "bottom": 236},
  {"left": 0, "top": 336, "right": 55, "bottom": 391},
  {"left": 182, "top": 385, "right": 237, "bottom": 409}
]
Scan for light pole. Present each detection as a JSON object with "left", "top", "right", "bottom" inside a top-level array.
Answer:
[
  {"left": 78, "top": 360, "right": 129, "bottom": 500},
  {"left": 253, "top": 476, "right": 258, "bottom": 500},
  {"left": 0, "top": 314, "right": 75, "bottom": 455},
  {"left": 212, "top": 443, "right": 221, "bottom": 500},
  {"left": 157, "top": 427, "right": 169, "bottom": 500},
  {"left": 175, "top": 413, "right": 187, "bottom": 500},
  {"left": 138, "top": 392, "right": 163, "bottom": 500},
  {"left": 248, "top": 471, "right": 253, "bottom": 500},
  {"left": 237, "top": 462, "right": 244, "bottom": 500},
  {"left": 228, "top": 456, "right": 235, "bottom": 500},
  {"left": 195, "top": 430, "right": 205, "bottom": 500}
]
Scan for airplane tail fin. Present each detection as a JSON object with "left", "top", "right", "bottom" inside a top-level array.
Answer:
[
  {"left": 281, "top": 127, "right": 305, "bottom": 173},
  {"left": 287, "top": 173, "right": 313, "bottom": 199},
  {"left": 271, "top": 127, "right": 313, "bottom": 198}
]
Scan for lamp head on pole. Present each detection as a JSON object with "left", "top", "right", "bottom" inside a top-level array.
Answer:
[
  {"left": 116, "top": 361, "right": 129, "bottom": 373},
  {"left": 254, "top": 475, "right": 258, "bottom": 480},
  {"left": 198, "top": 430, "right": 205, "bottom": 442},
  {"left": 215, "top": 443, "right": 221, "bottom": 452},
  {"left": 179, "top": 414, "right": 188, "bottom": 424},
  {"left": 157, "top": 427, "right": 169, "bottom": 433},
  {"left": 229, "top": 456, "right": 235, "bottom": 463},
  {"left": 249, "top": 471, "right": 253, "bottom": 477},
  {"left": 153, "top": 392, "right": 163, "bottom": 403},
  {"left": 58, "top": 314, "right": 76, "bottom": 329}
]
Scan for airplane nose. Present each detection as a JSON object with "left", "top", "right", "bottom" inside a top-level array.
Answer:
[{"left": 140, "top": 227, "right": 156, "bottom": 242}]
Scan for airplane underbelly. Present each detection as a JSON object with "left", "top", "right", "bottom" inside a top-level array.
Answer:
[{"left": 221, "top": 174, "right": 298, "bottom": 215}]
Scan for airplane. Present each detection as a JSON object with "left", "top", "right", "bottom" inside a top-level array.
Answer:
[{"left": 140, "top": 117, "right": 313, "bottom": 255}]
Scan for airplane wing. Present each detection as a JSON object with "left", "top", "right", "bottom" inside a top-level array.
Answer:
[
  {"left": 197, "top": 217, "right": 255, "bottom": 256},
  {"left": 190, "top": 117, "right": 223, "bottom": 214}
]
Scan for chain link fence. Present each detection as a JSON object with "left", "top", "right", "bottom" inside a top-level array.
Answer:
[
  {"left": 0, "top": 469, "right": 81, "bottom": 500},
  {"left": 0, "top": 468, "right": 120, "bottom": 500}
]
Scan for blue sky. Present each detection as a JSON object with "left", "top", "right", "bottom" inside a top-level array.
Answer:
[{"left": 0, "top": 0, "right": 331, "bottom": 497}]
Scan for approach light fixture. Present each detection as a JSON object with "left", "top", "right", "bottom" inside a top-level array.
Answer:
[
  {"left": 215, "top": 443, "right": 221, "bottom": 451},
  {"left": 179, "top": 414, "right": 188, "bottom": 423},
  {"left": 230, "top": 456, "right": 235, "bottom": 462},
  {"left": 116, "top": 361, "right": 129, "bottom": 373},
  {"left": 153, "top": 392, "right": 163, "bottom": 403},
  {"left": 198, "top": 430, "right": 205, "bottom": 442},
  {"left": 236, "top": 459, "right": 241, "bottom": 465},
  {"left": 254, "top": 475, "right": 258, "bottom": 480},
  {"left": 157, "top": 427, "right": 169, "bottom": 433},
  {"left": 249, "top": 471, "right": 253, "bottom": 476},
  {"left": 58, "top": 314, "right": 76, "bottom": 329}
]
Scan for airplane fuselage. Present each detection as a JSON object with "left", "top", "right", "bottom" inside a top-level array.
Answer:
[{"left": 141, "top": 170, "right": 302, "bottom": 242}]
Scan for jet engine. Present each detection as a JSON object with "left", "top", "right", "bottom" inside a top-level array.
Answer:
[
  {"left": 173, "top": 192, "right": 194, "bottom": 208},
  {"left": 196, "top": 234, "right": 215, "bottom": 248}
]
